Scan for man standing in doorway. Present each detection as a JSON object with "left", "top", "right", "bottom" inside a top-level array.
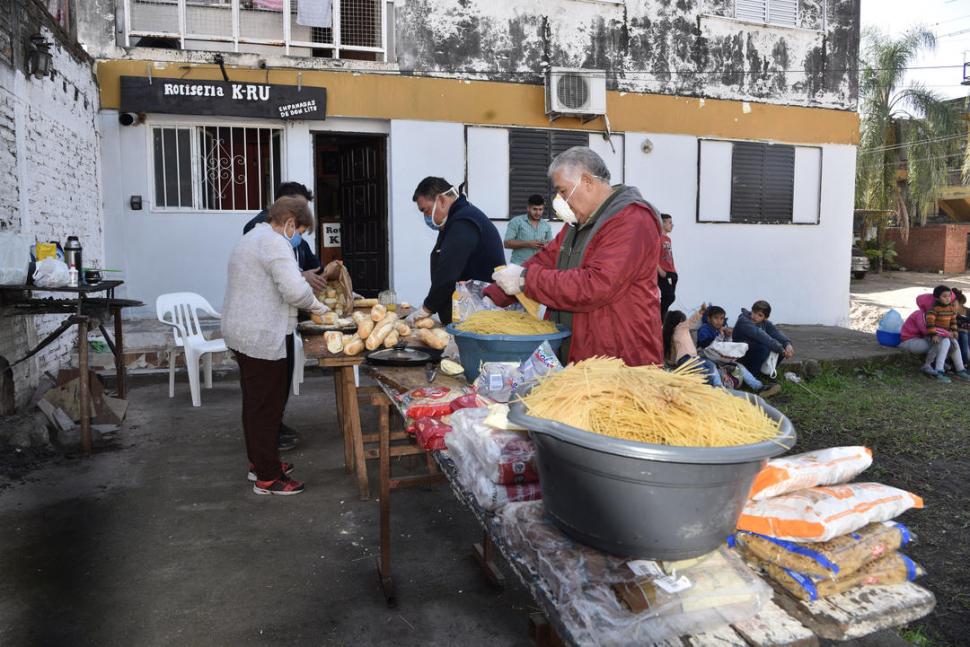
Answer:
[
  {"left": 242, "top": 181, "right": 327, "bottom": 452},
  {"left": 657, "top": 213, "right": 677, "bottom": 319},
  {"left": 504, "top": 194, "right": 552, "bottom": 265}
]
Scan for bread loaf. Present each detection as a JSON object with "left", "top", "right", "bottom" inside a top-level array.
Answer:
[
  {"left": 370, "top": 304, "right": 387, "bottom": 322},
  {"left": 324, "top": 331, "right": 344, "bottom": 354}
]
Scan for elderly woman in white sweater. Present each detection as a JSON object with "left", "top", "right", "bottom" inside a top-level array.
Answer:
[{"left": 222, "top": 195, "right": 329, "bottom": 495}]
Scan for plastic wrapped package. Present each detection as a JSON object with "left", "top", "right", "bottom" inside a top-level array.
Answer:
[
  {"left": 737, "top": 483, "right": 923, "bottom": 542},
  {"left": 474, "top": 362, "right": 521, "bottom": 403},
  {"left": 453, "top": 279, "right": 516, "bottom": 322},
  {"left": 397, "top": 386, "right": 471, "bottom": 419},
  {"left": 450, "top": 408, "right": 539, "bottom": 484},
  {"left": 497, "top": 502, "right": 770, "bottom": 646},
  {"left": 409, "top": 417, "right": 452, "bottom": 451},
  {"left": 748, "top": 446, "right": 873, "bottom": 501},
  {"left": 733, "top": 521, "right": 913, "bottom": 577},
  {"left": 738, "top": 545, "right": 924, "bottom": 601},
  {"left": 446, "top": 422, "right": 541, "bottom": 510}
]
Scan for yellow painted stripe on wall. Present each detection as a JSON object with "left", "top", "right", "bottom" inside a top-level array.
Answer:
[{"left": 96, "top": 60, "right": 859, "bottom": 145}]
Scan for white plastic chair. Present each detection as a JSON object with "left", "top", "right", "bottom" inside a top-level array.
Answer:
[
  {"left": 292, "top": 332, "right": 305, "bottom": 395},
  {"left": 156, "top": 292, "right": 228, "bottom": 407}
]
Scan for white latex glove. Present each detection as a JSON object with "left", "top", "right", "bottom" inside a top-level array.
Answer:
[
  {"left": 492, "top": 264, "right": 525, "bottom": 296},
  {"left": 405, "top": 306, "right": 432, "bottom": 326},
  {"left": 310, "top": 301, "right": 331, "bottom": 317}
]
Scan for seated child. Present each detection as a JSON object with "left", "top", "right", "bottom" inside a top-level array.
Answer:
[
  {"left": 732, "top": 300, "right": 794, "bottom": 378},
  {"left": 952, "top": 288, "right": 969, "bottom": 366},
  {"left": 662, "top": 307, "right": 722, "bottom": 387},
  {"left": 698, "top": 305, "right": 780, "bottom": 397},
  {"left": 924, "top": 285, "right": 970, "bottom": 381}
]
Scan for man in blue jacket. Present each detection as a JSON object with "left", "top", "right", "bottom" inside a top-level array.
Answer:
[
  {"left": 732, "top": 300, "right": 795, "bottom": 377},
  {"left": 407, "top": 177, "right": 505, "bottom": 325}
]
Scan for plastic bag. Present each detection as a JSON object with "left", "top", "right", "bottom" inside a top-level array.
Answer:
[
  {"left": 878, "top": 309, "right": 904, "bottom": 334},
  {"left": 450, "top": 407, "right": 538, "bottom": 484},
  {"left": 517, "top": 340, "right": 563, "bottom": 383},
  {"left": 748, "top": 446, "right": 873, "bottom": 501},
  {"left": 446, "top": 428, "right": 541, "bottom": 509},
  {"left": 737, "top": 483, "right": 923, "bottom": 542},
  {"left": 702, "top": 341, "right": 749, "bottom": 364},
  {"left": 498, "top": 502, "right": 770, "bottom": 647},
  {"left": 739, "top": 546, "right": 923, "bottom": 601},
  {"left": 474, "top": 362, "right": 520, "bottom": 402},
  {"left": 760, "top": 351, "right": 779, "bottom": 379},
  {"left": 0, "top": 231, "right": 33, "bottom": 284},
  {"left": 32, "top": 258, "right": 70, "bottom": 287},
  {"left": 398, "top": 386, "right": 469, "bottom": 419},
  {"left": 732, "top": 521, "right": 913, "bottom": 577},
  {"left": 409, "top": 417, "right": 452, "bottom": 451},
  {"left": 453, "top": 280, "right": 505, "bottom": 323}
]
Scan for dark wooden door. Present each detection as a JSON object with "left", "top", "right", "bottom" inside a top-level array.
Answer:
[{"left": 338, "top": 138, "right": 388, "bottom": 297}]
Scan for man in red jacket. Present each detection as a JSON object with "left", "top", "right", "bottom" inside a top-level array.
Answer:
[{"left": 487, "top": 147, "right": 663, "bottom": 366}]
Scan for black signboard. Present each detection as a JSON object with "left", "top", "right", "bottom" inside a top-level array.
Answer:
[{"left": 120, "top": 75, "right": 327, "bottom": 120}]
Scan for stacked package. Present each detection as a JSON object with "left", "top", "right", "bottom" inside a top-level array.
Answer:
[
  {"left": 444, "top": 407, "right": 542, "bottom": 511},
  {"left": 498, "top": 502, "right": 771, "bottom": 646},
  {"left": 396, "top": 386, "right": 491, "bottom": 451},
  {"left": 733, "top": 446, "right": 926, "bottom": 601}
]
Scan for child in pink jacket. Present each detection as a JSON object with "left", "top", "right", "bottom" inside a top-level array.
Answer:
[{"left": 899, "top": 288, "right": 969, "bottom": 383}]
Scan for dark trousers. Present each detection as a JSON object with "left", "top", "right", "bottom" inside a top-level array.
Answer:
[
  {"left": 235, "top": 349, "right": 288, "bottom": 481},
  {"left": 739, "top": 340, "right": 778, "bottom": 379},
  {"left": 658, "top": 272, "right": 678, "bottom": 320}
]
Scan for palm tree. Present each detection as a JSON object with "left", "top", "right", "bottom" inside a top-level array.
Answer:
[{"left": 855, "top": 27, "right": 965, "bottom": 233}]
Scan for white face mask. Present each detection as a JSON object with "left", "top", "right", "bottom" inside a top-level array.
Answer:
[{"left": 553, "top": 181, "right": 579, "bottom": 225}]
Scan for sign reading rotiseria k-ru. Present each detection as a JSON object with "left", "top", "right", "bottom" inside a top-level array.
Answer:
[{"left": 120, "top": 76, "right": 327, "bottom": 120}]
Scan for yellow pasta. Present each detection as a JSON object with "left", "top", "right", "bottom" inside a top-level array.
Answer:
[
  {"left": 520, "top": 357, "right": 782, "bottom": 447},
  {"left": 456, "top": 310, "right": 558, "bottom": 335}
]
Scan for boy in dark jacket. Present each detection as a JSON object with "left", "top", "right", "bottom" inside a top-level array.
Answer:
[
  {"left": 732, "top": 300, "right": 794, "bottom": 377},
  {"left": 697, "top": 305, "right": 732, "bottom": 349}
]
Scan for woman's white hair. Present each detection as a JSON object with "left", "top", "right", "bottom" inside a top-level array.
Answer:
[{"left": 548, "top": 146, "right": 611, "bottom": 183}]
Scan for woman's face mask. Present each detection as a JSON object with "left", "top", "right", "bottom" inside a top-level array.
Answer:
[
  {"left": 283, "top": 220, "right": 303, "bottom": 247},
  {"left": 552, "top": 181, "right": 580, "bottom": 225}
]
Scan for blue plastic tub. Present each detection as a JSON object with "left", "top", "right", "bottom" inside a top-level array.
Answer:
[
  {"left": 876, "top": 330, "right": 901, "bottom": 347},
  {"left": 445, "top": 323, "right": 571, "bottom": 381}
]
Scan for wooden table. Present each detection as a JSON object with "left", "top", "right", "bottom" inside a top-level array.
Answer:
[
  {"left": 0, "top": 281, "right": 142, "bottom": 454},
  {"left": 363, "top": 363, "right": 937, "bottom": 646}
]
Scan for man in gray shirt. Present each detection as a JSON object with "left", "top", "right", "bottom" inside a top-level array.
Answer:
[{"left": 504, "top": 194, "right": 552, "bottom": 265}]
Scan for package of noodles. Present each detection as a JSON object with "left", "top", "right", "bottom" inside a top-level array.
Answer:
[
  {"left": 736, "top": 483, "right": 923, "bottom": 542},
  {"left": 748, "top": 446, "right": 873, "bottom": 501}
]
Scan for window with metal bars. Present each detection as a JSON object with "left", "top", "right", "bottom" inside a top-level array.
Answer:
[
  {"left": 151, "top": 125, "right": 283, "bottom": 211},
  {"left": 729, "top": 141, "right": 795, "bottom": 223},
  {"left": 735, "top": 0, "right": 799, "bottom": 28},
  {"left": 508, "top": 128, "right": 588, "bottom": 218}
]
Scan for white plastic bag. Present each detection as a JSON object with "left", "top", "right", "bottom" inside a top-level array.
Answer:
[
  {"left": 748, "top": 446, "right": 873, "bottom": 501},
  {"left": 760, "top": 351, "right": 779, "bottom": 378},
  {"left": 32, "top": 258, "right": 70, "bottom": 287},
  {"left": 0, "top": 231, "right": 33, "bottom": 284},
  {"left": 878, "top": 309, "right": 904, "bottom": 334},
  {"left": 703, "top": 341, "right": 749, "bottom": 364}
]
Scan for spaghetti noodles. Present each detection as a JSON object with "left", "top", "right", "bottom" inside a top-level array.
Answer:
[
  {"left": 456, "top": 310, "right": 558, "bottom": 335},
  {"left": 520, "top": 357, "right": 782, "bottom": 447}
]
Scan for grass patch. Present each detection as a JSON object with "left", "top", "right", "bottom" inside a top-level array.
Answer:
[{"left": 773, "top": 363, "right": 970, "bottom": 647}]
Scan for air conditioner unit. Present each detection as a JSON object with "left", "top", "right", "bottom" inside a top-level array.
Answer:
[{"left": 545, "top": 67, "right": 607, "bottom": 119}]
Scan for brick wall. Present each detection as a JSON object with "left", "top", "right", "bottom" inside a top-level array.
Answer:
[
  {"left": 0, "top": 0, "right": 102, "bottom": 409},
  {"left": 886, "top": 225, "right": 970, "bottom": 274}
]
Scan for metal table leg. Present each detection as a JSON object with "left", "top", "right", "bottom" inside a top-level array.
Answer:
[
  {"left": 376, "top": 400, "right": 396, "bottom": 607},
  {"left": 78, "top": 316, "right": 92, "bottom": 455}
]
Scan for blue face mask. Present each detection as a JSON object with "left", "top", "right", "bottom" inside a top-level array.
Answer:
[
  {"left": 289, "top": 230, "right": 302, "bottom": 248},
  {"left": 423, "top": 214, "right": 439, "bottom": 231}
]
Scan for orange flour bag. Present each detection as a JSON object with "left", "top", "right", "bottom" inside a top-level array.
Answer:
[
  {"left": 736, "top": 483, "right": 923, "bottom": 543},
  {"left": 748, "top": 446, "right": 872, "bottom": 501}
]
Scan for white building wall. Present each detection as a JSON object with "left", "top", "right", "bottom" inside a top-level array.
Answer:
[
  {"left": 626, "top": 132, "right": 854, "bottom": 327},
  {"left": 0, "top": 29, "right": 103, "bottom": 407}
]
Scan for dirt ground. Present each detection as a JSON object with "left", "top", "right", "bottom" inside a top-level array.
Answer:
[
  {"left": 775, "top": 361, "right": 970, "bottom": 647},
  {"left": 850, "top": 271, "right": 970, "bottom": 332}
]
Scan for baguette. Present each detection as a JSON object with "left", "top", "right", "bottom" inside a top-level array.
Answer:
[
  {"left": 343, "top": 338, "right": 365, "bottom": 356},
  {"left": 383, "top": 331, "right": 400, "bottom": 349},
  {"left": 394, "top": 322, "right": 411, "bottom": 337},
  {"left": 324, "top": 331, "right": 344, "bottom": 354},
  {"left": 417, "top": 328, "right": 448, "bottom": 350},
  {"left": 351, "top": 311, "right": 368, "bottom": 324},
  {"left": 312, "top": 311, "right": 339, "bottom": 326},
  {"left": 354, "top": 298, "right": 379, "bottom": 308},
  {"left": 341, "top": 333, "right": 357, "bottom": 347},
  {"left": 415, "top": 317, "right": 435, "bottom": 329},
  {"left": 325, "top": 288, "right": 337, "bottom": 299},
  {"left": 370, "top": 304, "right": 387, "bottom": 322},
  {"left": 366, "top": 321, "right": 395, "bottom": 350},
  {"left": 357, "top": 318, "right": 375, "bottom": 338}
]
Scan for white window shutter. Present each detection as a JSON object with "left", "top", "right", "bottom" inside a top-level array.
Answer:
[
  {"left": 735, "top": 0, "right": 767, "bottom": 23},
  {"left": 768, "top": 0, "right": 799, "bottom": 27}
]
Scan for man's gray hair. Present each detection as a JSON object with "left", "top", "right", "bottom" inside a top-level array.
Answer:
[{"left": 548, "top": 146, "right": 611, "bottom": 183}]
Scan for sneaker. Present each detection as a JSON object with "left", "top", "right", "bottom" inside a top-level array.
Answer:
[
  {"left": 953, "top": 371, "right": 970, "bottom": 382},
  {"left": 248, "top": 461, "right": 294, "bottom": 482},
  {"left": 253, "top": 475, "right": 305, "bottom": 496},
  {"left": 921, "top": 365, "right": 939, "bottom": 378},
  {"left": 758, "top": 383, "right": 782, "bottom": 398},
  {"left": 277, "top": 434, "right": 298, "bottom": 452},
  {"left": 934, "top": 372, "right": 952, "bottom": 384}
]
